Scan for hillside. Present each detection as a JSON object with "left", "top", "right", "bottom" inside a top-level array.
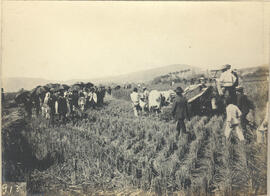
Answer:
[
  {"left": 2, "top": 64, "right": 268, "bottom": 92},
  {"left": 1, "top": 64, "right": 200, "bottom": 92},
  {"left": 238, "top": 65, "right": 269, "bottom": 80},
  {"left": 1, "top": 77, "right": 59, "bottom": 93},
  {"left": 92, "top": 64, "right": 202, "bottom": 84}
]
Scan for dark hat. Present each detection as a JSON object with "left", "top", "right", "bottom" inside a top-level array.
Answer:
[
  {"left": 133, "top": 87, "right": 138, "bottom": 92},
  {"left": 226, "top": 64, "right": 231, "bottom": 69},
  {"left": 221, "top": 64, "right": 231, "bottom": 70},
  {"left": 175, "top": 87, "right": 183, "bottom": 93}
]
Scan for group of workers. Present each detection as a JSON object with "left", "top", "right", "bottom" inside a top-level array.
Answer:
[
  {"left": 130, "top": 64, "right": 267, "bottom": 144},
  {"left": 14, "top": 85, "right": 106, "bottom": 126},
  {"left": 130, "top": 87, "right": 150, "bottom": 117},
  {"left": 3, "top": 63, "right": 268, "bottom": 143}
]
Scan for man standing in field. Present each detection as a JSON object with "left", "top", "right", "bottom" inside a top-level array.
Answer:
[
  {"left": 88, "top": 87, "right": 97, "bottom": 109},
  {"left": 130, "top": 87, "right": 141, "bottom": 117},
  {"left": 171, "top": 87, "right": 190, "bottom": 139},
  {"left": 225, "top": 98, "right": 245, "bottom": 143},
  {"left": 256, "top": 101, "right": 268, "bottom": 144},
  {"left": 236, "top": 86, "right": 255, "bottom": 141},
  {"left": 217, "top": 64, "right": 238, "bottom": 104}
]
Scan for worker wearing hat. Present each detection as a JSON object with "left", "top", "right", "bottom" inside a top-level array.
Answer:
[
  {"left": 171, "top": 87, "right": 190, "bottom": 139},
  {"left": 217, "top": 64, "right": 238, "bottom": 104},
  {"left": 198, "top": 76, "right": 207, "bottom": 86}
]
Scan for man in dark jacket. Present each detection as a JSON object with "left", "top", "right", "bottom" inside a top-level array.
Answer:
[
  {"left": 48, "top": 92, "right": 57, "bottom": 127},
  {"left": 58, "top": 91, "right": 68, "bottom": 124},
  {"left": 171, "top": 87, "right": 190, "bottom": 139},
  {"left": 236, "top": 86, "right": 255, "bottom": 142}
]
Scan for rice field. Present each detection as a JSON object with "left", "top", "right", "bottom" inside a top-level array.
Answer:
[{"left": 1, "top": 80, "right": 268, "bottom": 196}]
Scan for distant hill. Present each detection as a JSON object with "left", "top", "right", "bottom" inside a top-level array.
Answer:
[
  {"left": 1, "top": 64, "right": 200, "bottom": 92},
  {"left": 92, "top": 64, "right": 202, "bottom": 84},
  {"left": 1, "top": 77, "right": 59, "bottom": 92},
  {"left": 149, "top": 65, "right": 269, "bottom": 85},
  {"left": 2, "top": 64, "right": 268, "bottom": 92},
  {"left": 238, "top": 65, "right": 269, "bottom": 80}
]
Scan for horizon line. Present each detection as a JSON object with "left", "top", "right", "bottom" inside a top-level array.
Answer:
[{"left": 2, "top": 63, "right": 268, "bottom": 82}]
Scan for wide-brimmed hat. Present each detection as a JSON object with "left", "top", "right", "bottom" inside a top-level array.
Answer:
[
  {"left": 220, "top": 64, "right": 231, "bottom": 70},
  {"left": 175, "top": 87, "right": 183, "bottom": 93}
]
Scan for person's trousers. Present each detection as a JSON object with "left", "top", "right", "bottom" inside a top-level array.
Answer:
[
  {"left": 133, "top": 104, "right": 141, "bottom": 117},
  {"left": 176, "top": 119, "right": 187, "bottom": 137},
  {"left": 225, "top": 123, "right": 244, "bottom": 141},
  {"left": 224, "top": 86, "right": 236, "bottom": 104}
]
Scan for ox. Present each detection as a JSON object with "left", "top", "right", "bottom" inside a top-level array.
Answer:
[
  {"left": 148, "top": 90, "right": 164, "bottom": 113},
  {"left": 160, "top": 90, "right": 176, "bottom": 106}
]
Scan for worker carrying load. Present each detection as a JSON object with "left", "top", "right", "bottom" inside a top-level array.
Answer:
[{"left": 217, "top": 64, "right": 238, "bottom": 104}]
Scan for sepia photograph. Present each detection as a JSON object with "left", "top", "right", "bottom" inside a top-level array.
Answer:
[{"left": 1, "top": 1, "right": 269, "bottom": 195}]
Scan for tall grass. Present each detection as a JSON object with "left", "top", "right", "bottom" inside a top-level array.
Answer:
[{"left": 2, "top": 79, "right": 268, "bottom": 195}]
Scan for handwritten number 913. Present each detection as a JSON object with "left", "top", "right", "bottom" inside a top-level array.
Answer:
[{"left": 2, "top": 184, "right": 22, "bottom": 194}]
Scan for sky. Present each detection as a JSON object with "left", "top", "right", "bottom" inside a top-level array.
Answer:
[{"left": 1, "top": 1, "right": 269, "bottom": 81}]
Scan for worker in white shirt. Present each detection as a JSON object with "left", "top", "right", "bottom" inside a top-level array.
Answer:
[
  {"left": 88, "top": 88, "right": 97, "bottom": 109},
  {"left": 256, "top": 101, "right": 268, "bottom": 144},
  {"left": 225, "top": 98, "right": 245, "bottom": 142},
  {"left": 130, "top": 88, "right": 141, "bottom": 117},
  {"left": 218, "top": 64, "right": 238, "bottom": 104}
]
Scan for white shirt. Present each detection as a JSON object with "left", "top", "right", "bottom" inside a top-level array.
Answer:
[
  {"left": 88, "top": 92, "right": 97, "bottom": 103},
  {"left": 130, "top": 92, "right": 140, "bottom": 105},
  {"left": 219, "top": 69, "right": 237, "bottom": 87},
  {"left": 226, "top": 104, "right": 242, "bottom": 125},
  {"left": 258, "top": 102, "right": 269, "bottom": 131},
  {"left": 83, "top": 91, "right": 88, "bottom": 98}
]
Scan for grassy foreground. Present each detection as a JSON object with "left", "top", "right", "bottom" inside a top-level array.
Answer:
[{"left": 2, "top": 81, "right": 268, "bottom": 195}]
